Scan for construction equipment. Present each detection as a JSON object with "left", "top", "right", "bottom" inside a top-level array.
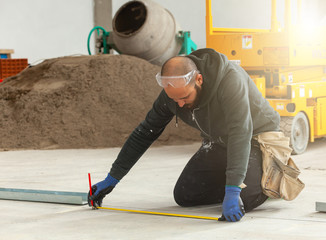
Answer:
[
  {"left": 87, "top": 0, "right": 197, "bottom": 65},
  {"left": 206, "top": 0, "right": 326, "bottom": 154}
]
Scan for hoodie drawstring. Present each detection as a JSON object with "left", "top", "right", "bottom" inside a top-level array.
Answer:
[{"left": 175, "top": 102, "right": 178, "bottom": 127}]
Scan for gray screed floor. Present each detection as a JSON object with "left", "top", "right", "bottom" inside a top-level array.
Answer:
[{"left": 1, "top": 139, "right": 326, "bottom": 240}]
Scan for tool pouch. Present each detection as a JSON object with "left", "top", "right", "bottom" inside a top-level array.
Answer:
[{"left": 254, "top": 132, "right": 305, "bottom": 201}]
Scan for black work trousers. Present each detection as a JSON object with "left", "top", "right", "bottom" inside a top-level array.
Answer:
[{"left": 173, "top": 140, "right": 268, "bottom": 212}]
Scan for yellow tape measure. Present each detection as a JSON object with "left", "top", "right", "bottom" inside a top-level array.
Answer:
[
  {"left": 88, "top": 173, "right": 220, "bottom": 221},
  {"left": 96, "top": 206, "right": 220, "bottom": 221}
]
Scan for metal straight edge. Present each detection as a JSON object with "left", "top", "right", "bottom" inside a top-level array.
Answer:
[
  {"left": 0, "top": 188, "right": 88, "bottom": 205},
  {"left": 316, "top": 202, "right": 326, "bottom": 212}
]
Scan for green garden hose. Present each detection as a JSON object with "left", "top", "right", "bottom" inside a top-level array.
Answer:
[{"left": 87, "top": 26, "right": 109, "bottom": 55}]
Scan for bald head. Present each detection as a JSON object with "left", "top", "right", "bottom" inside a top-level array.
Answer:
[{"left": 161, "top": 56, "right": 197, "bottom": 76}]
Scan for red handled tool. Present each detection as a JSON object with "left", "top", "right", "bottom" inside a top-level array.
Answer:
[{"left": 88, "top": 173, "right": 94, "bottom": 207}]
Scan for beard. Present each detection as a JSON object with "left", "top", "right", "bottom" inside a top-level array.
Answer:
[{"left": 185, "top": 84, "right": 202, "bottom": 109}]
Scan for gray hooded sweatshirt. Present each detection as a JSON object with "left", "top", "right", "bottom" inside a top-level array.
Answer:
[{"left": 110, "top": 48, "right": 280, "bottom": 186}]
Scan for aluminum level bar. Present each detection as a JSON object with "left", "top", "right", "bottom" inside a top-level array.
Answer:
[{"left": 0, "top": 188, "right": 88, "bottom": 205}]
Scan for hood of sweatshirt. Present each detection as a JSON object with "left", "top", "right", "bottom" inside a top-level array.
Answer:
[{"left": 186, "top": 48, "right": 230, "bottom": 108}]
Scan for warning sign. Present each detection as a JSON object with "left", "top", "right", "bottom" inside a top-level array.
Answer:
[{"left": 242, "top": 35, "right": 253, "bottom": 49}]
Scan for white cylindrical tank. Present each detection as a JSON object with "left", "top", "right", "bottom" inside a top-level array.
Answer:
[{"left": 112, "top": 0, "right": 182, "bottom": 66}]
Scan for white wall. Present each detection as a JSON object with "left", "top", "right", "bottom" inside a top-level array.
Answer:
[
  {"left": 0, "top": 0, "right": 93, "bottom": 64},
  {"left": 0, "top": 0, "right": 271, "bottom": 64},
  {"left": 0, "top": 0, "right": 323, "bottom": 64}
]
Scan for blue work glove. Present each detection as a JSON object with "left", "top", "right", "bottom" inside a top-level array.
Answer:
[
  {"left": 221, "top": 186, "right": 245, "bottom": 222},
  {"left": 88, "top": 173, "right": 119, "bottom": 208}
]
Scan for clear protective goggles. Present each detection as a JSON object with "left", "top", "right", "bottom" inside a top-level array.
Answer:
[{"left": 155, "top": 70, "right": 198, "bottom": 88}]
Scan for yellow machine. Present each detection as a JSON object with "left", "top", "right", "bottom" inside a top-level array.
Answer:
[{"left": 206, "top": 0, "right": 326, "bottom": 154}]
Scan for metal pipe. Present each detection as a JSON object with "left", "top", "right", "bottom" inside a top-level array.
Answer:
[
  {"left": 271, "top": 0, "right": 278, "bottom": 32},
  {"left": 206, "top": 0, "right": 213, "bottom": 36}
]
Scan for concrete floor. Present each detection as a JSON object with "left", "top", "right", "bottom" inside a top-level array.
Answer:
[{"left": 1, "top": 139, "right": 326, "bottom": 240}]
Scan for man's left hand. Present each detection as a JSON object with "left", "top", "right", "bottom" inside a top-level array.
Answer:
[{"left": 222, "top": 186, "right": 245, "bottom": 222}]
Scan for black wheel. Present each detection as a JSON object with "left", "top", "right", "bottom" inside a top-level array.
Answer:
[{"left": 280, "top": 112, "right": 309, "bottom": 155}]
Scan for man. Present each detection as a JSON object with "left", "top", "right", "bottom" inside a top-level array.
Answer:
[{"left": 88, "top": 48, "right": 280, "bottom": 222}]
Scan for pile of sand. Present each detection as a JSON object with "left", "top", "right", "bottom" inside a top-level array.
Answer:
[{"left": 0, "top": 55, "right": 200, "bottom": 150}]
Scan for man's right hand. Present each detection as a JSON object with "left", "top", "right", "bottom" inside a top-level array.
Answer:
[{"left": 88, "top": 173, "right": 119, "bottom": 207}]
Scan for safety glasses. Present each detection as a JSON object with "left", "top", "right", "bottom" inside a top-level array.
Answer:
[{"left": 156, "top": 70, "right": 198, "bottom": 88}]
